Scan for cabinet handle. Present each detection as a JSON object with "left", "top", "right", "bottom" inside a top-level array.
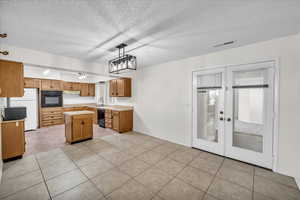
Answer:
[
  {"left": 227, "top": 118, "right": 231, "bottom": 122},
  {"left": 81, "top": 121, "right": 85, "bottom": 125}
]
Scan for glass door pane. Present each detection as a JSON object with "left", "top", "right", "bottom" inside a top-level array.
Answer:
[
  {"left": 233, "top": 88, "right": 264, "bottom": 152},
  {"left": 232, "top": 69, "right": 268, "bottom": 153},
  {"left": 196, "top": 72, "right": 223, "bottom": 144},
  {"left": 197, "top": 89, "right": 220, "bottom": 142}
]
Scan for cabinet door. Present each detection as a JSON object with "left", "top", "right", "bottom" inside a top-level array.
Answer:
[
  {"left": 117, "top": 79, "right": 125, "bottom": 96},
  {"left": 82, "top": 116, "right": 93, "bottom": 138},
  {"left": 41, "top": 79, "right": 52, "bottom": 90},
  {"left": 63, "top": 82, "right": 73, "bottom": 90},
  {"left": 109, "top": 80, "right": 117, "bottom": 97},
  {"left": 88, "top": 84, "right": 95, "bottom": 96},
  {"left": 80, "top": 83, "right": 89, "bottom": 96},
  {"left": 72, "top": 82, "right": 81, "bottom": 91},
  {"left": 0, "top": 59, "right": 24, "bottom": 97},
  {"left": 112, "top": 111, "right": 120, "bottom": 132},
  {"left": 72, "top": 116, "right": 84, "bottom": 141},
  {"left": 1, "top": 121, "right": 25, "bottom": 159},
  {"left": 51, "top": 80, "right": 62, "bottom": 90},
  {"left": 24, "top": 78, "right": 35, "bottom": 88}
]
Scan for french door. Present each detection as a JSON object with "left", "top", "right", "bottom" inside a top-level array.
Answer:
[{"left": 192, "top": 62, "right": 275, "bottom": 169}]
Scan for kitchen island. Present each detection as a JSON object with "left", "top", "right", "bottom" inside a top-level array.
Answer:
[{"left": 64, "top": 111, "right": 94, "bottom": 144}]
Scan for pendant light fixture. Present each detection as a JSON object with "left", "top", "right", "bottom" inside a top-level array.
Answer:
[{"left": 108, "top": 43, "right": 137, "bottom": 74}]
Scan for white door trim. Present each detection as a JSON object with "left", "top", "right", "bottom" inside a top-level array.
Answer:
[{"left": 191, "top": 58, "right": 280, "bottom": 172}]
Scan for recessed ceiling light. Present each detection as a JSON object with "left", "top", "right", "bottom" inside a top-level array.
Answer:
[
  {"left": 43, "top": 69, "right": 50, "bottom": 75},
  {"left": 213, "top": 40, "right": 236, "bottom": 48}
]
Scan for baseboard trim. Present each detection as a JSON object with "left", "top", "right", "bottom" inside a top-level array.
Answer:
[{"left": 296, "top": 178, "right": 300, "bottom": 190}]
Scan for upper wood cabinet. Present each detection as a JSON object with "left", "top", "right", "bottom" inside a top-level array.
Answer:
[
  {"left": 63, "top": 81, "right": 81, "bottom": 91},
  {"left": 88, "top": 83, "right": 95, "bottom": 96},
  {"left": 109, "top": 78, "right": 131, "bottom": 97},
  {"left": 0, "top": 59, "right": 24, "bottom": 97},
  {"left": 80, "top": 83, "right": 95, "bottom": 96},
  {"left": 80, "top": 83, "right": 89, "bottom": 96},
  {"left": 72, "top": 82, "right": 81, "bottom": 91},
  {"left": 41, "top": 79, "right": 63, "bottom": 91},
  {"left": 63, "top": 81, "right": 73, "bottom": 90},
  {"left": 24, "top": 78, "right": 41, "bottom": 88}
]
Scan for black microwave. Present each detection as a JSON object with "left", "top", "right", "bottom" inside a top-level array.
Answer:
[{"left": 41, "top": 91, "right": 63, "bottom": 107}]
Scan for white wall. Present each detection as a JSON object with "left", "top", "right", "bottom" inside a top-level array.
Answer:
[
  {"left": 0, "top": 44, "right": 106, "bottom": 75},
  {"left": 131, "top": 33, "right": 300, "bottom": 181},
  {"left": 0, "top": 98, "right": 5, "bottom": 181}
]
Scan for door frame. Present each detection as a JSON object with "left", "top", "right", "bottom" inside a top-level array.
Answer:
[{"left": 191, "top": 58, "right": 280, "bottom": 172}]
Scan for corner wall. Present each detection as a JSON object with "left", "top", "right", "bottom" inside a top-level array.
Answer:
[{"left": 131, "top": 33, "right": 300, "bottom": 181}]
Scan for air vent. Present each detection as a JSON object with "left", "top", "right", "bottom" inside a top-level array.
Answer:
[{"left": 213, "top": 40, "right": 235, "bottom": 48}]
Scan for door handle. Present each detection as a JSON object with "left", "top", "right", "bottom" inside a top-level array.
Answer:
[{"left": 227, "top": 118, "right": 231, "bottom": 122}]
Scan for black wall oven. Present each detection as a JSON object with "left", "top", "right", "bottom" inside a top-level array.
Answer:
[{"left": 41, "top": 91, "right": 63, "bottom": 107}]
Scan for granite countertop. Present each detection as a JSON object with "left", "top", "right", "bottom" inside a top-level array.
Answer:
[
  {"left": 63, "top": 104, "right": 134, "bottom": 111},
  {"left": 63, "top": 110, "right": 94, "bottom": 116}
]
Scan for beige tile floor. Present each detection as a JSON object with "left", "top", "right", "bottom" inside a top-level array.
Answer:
[{"left": 1, "top": 131, "right": 299, "bottom": 200}]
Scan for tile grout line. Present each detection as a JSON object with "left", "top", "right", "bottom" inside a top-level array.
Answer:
[
  {"left": 147, "top": 149, "right": 205, "bottom": 199},
  {"left": 252, "top": 167, "right": 255, "bottom": 200},
  {"left": 34, "top": 155, "right": 54, "bottom": 200},
  {"left": 201, "top": 157, "right": 225, "bottom": 200}
]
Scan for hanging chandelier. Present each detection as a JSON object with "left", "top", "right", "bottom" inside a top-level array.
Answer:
[{"left": 108, "top": 43, "right": 137, "bottom": 74}]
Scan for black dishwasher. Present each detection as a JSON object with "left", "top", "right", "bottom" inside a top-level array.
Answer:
[{"left": 97, "top": 108, "right": 105, "bottom": 128}]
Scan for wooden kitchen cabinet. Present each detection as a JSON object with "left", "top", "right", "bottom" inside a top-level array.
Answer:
[
  {"left": 105, "top": 109, "right": 112, "bottom": 128},
  {"left": 1, "top": 120, "right": 25, "bottom": 160},
  {"left": 85, "top": 107, "right": 97, "bottom": 124},
  {"left": 63, "top": 81, "right": 81, "bottom": 91},
  {"left": 64, "top": 112, "right": 93, "bottom": 143},
  {"left": 0, "top": 59, "right": 24, "bottom": 97},
  {"left": 109, "top": 79, "right": 117, "bottom": 97},
  {"left": 112, "top": 110, "right": 133, "bottom": 133},
  {"left": 72, "top": 82, "right": 81, "bottom": 91},
  {"left": 88, "top": 83, "right": 95, "bottom": 96},
  {"left": 80, "top": 83, "right": 89, "bottom": 96},
  {"left": 109, "top": 78, "right": 131, "bottom": 97},
  {"left": 80, "top": 83, "right": 95, "bottom": 96},
  {"left": 63, "top": 81, "right": 73, "bottom": 90},
  {"left": 24, "top": 77, "right": 41, "bottom": 88},
  {"left": 41, "top": 107, "right": 64, "bottom": 127},
  {"left": 41, "top": 79, "right": 63, "bottom": 90}
]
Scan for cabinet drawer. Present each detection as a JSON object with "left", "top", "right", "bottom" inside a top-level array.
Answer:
[
  {"left": 112, "top": 111, "right": 120, "bottom": 116},
  {"left": 42, "top": 119, "right": 64, "bottom": 126},
  {"left": 105, "top": 113, "right": 112, "bottom": 119},
  {"left": 105, "top": 122, "right": 112, "bottom": 128},
  {"left": 42, "top": 107, "right": 63, "bottom": 112},
  {"left": 105, "top": 119, "right": 112, "bottom": 123},
  {"left": 42, "top": 115, "right": 63, "bottom": 121}
]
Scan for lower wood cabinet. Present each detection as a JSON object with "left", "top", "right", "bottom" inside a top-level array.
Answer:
[
  {"left": 112, "top": 110, "right": 133, "bottom": 133},
  {"left": 65, "top": 113, "right": 93, "bottom": 143},
  {"left": 105, "top": 109, "right": 112, "bottom": 128},
  {"left": 63, "top": 107, "right": 97, "bottom": 124},
  {"left": 41, "top": 107, "right": 64, "bottom": 127},
  {"left": 1, "top": 120, "right": 25, "bottom": 160}
]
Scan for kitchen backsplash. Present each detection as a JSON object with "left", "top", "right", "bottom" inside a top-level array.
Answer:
[{"left": 63, "top": 93, "right": 96, "bottom": 105}]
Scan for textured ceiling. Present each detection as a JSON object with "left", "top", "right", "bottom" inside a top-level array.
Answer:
[{"left": 1, "top": 0, "right": 300, "bottom": 68}]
